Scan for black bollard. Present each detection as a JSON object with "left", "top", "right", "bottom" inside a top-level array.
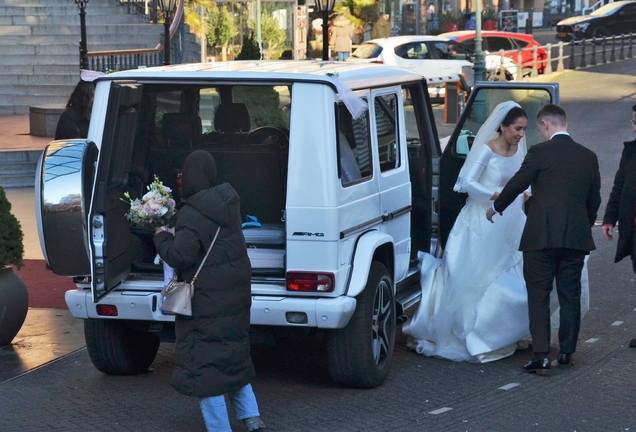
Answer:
[
  {"left": 568, "top": 41, "right": 576, "bottom": 70},
  {"left": 525, "top": 9, "right": 534, "bottom": 34},
  {"left": 619, "top": 34, "right": 625, "bottom": 60},
  {"left": 580, "top": 39, "right": 586, "bottom": 68},
  {"left": 610, "top": 35, "right": 616, "bottom": 62},
  {"left": 602, "top": 36, "right": 607, "bottom": 63},
  {"left": 590, "top": 37, "right": 597, "bottom": 65}
]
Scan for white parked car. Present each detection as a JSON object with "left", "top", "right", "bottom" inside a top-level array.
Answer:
[
  {"left": 347, "top": 35, "right": 518, "bottom": 88},
  {"left": 36, "top": 60, "right": 557, "bottom": 388}
]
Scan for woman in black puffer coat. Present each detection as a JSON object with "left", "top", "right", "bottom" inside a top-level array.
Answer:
[{"left": 154, "top": 150, "right": 266, "bottom": 432}]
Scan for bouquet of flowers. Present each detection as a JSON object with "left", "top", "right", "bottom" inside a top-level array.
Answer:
[{"left": 122, "top": 175, "right": 176, "bottom": 228}]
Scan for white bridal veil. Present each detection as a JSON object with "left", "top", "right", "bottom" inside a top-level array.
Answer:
[{"left": 454, "top": 100, "right": 528, "bottom": 194}]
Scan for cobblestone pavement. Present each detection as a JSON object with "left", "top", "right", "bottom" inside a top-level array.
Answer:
[{"left": 1, "top": 227, "right": 636, "bottom": 432}]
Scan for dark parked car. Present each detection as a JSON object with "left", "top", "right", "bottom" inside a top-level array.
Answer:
[{"left": 556, "top": 0, "right": 636, "bottom": 41}]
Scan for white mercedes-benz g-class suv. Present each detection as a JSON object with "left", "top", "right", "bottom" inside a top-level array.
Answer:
[{"left": 36, "top": 61, "right": 558, "bottom": 388}]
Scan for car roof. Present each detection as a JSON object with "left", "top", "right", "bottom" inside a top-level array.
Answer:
[
  {"left": 100, "top": 60, "right": 424, "bottom": 91},
  {"left": 365, "top": 35, "right": 453, "bottom": 46},
  {"left": 439, "top": 30, "right": 536, "bottom": 40}
]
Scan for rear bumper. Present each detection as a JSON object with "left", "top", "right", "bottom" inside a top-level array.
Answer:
[{"left": 65, "top": 289, "right": 357, "bottom": 329}]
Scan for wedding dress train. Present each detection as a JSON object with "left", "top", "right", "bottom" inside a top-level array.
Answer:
[{"left": 403, "top": 147, "right": 530, "bottom": 363}]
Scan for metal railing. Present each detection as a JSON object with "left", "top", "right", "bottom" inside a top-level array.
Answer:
[
  {"left": 488, "top": 33, "right": 634, "bottom": 82},
  {"left": 117, "top": 0, "right": 154, "bottom": 22}
]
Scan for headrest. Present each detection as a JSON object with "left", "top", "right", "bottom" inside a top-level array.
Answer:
[
  {"left": 162, "top": 113, "right": 202, "bottom": 148},
  {"left": 214, "top": 103, "right": 251, "bottom": 133}
]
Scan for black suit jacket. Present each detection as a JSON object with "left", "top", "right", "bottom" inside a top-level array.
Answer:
[
  {"left": 494, "top": 134, "right": 601, "bottom": 252},
  {"left": 602, "top": 139, "right": 636, "bottom": 263}
]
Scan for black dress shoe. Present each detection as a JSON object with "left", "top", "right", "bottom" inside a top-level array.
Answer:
[
  {"left": 629, "top": 339, "right": 636, "bottom": 348},
  {"left": 557, "top": 353, "right": 574, "bottom": 366},
  {"left": 523, "top": 357, "right": 551, "bottom": 375}
]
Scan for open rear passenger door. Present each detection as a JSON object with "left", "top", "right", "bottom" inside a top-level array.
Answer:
[
  {"left": 439, "top": 82, "right": 559, "bottom": 248},
  {"left": 89, "top": 81, "right": 143, "bottom": 302}
]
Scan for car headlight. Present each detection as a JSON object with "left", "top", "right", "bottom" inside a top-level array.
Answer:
[{"left": 573, "top": 22, "right": 590, "bottom": 32}]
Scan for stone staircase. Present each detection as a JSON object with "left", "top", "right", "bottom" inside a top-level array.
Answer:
[
  {"left": 0, "top": 0, "right": 199, "bottom": 116},
  {"left": 0, "top": 150, "right": 43, "bottom": 188}
]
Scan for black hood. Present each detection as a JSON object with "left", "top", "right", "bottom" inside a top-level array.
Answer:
[{"left": 182, "top": 150, "right": 218, "bottom": 200}]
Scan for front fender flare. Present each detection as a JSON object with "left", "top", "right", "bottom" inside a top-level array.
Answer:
[{"left": 347, "top": 231, "right": 393, "bottom": 298}]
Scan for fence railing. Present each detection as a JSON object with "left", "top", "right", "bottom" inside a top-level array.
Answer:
[{"left": 489, "top": 32, "right": 635, "bottom": 82}]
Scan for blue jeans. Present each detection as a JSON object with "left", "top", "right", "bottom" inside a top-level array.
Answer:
[
  {"left": 337, "top": 52, "right": 350, "bottom": 61},
  {"left": 199, "top": 384, "right": 260, "bottom": 432}
]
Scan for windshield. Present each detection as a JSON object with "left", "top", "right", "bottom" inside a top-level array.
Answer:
[
  {"left": 590, "top": 2, "right": 623, "bottom": 16},
  {"left": 351, "top": 43, "right": 382, "bottom": 59}
]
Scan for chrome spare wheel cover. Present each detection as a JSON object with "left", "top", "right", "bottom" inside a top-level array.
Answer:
[{"left": 36, "top": 139, "right": 97, "bottom": 277}]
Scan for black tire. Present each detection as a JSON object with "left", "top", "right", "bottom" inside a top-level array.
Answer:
[
  {"left": 591, "top": 26, "right": 609, "bottom": 39},
  {"left": 328, "top": 261, "right": 396, "bottom": 388},
  {"left": 84, "top": 319, "right": 160, "bottom": 375}
]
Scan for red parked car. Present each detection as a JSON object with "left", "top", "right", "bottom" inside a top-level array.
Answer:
[{"left": 439, "top": 30, "right": 547, "bottom": 75}]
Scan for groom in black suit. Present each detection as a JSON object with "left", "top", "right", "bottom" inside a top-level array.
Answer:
[{"left": 486, "top": 104, "right": 601, "bottom": 375}]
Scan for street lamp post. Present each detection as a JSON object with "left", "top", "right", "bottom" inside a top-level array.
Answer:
[
  {"left": 315, "top": 0, "right": 336, "bottom": 61},
  {"left": 76, "top": 0, "right": 89, "bottom": 71},
  {"left": 472, "top": 0, "right": 487, "bottom": 123},
  {"left": 159, "top": 0, "right": 177, "bottom": 65},
  {"left": 474, "top": 0, "right": 486, "bottom": 83}
]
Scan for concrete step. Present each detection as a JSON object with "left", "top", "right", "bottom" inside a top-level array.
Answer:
[
  {"left": 0, "top": 150, "right": 43, "bottom": 189},
  {"left": 0, "top": 54, "right": 84, "bottom": 66},
  {"left": 0, "top": 5, "right": 143, "bottom": 17},
  {"left": 0, "top": 14, "right": 143, "bottom": 26},
  {"left": 0, "top": 41, "right": 162, "bottom": 55},
  {"left": 0, "top": 33, "right": 162, "bottom": 47},
  {"left": 0, "top": 75, "right": 78, "bottom": 86},
  {"left": 0, "top": 23, "right": 164, "bottom": 36},
  {"left": 1, "top": 64, "right": 79, "bottom": 76},
  {"left": 0, "top": 84, "right": 77, "bottom": 97},
  {"left": 2, "top": 95, "right": 71, "bottom": 114}
]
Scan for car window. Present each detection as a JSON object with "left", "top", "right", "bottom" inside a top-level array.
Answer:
[
  {"left": 458, "top": 38, "right": 477, "bottom": 52},
  {"left": 351, "top": 43, "right": 382, "bottom": 59},
  {"left": 337, "top": 103, "right": 372, "bottom": 186},
  {"left": 395, "top": 42, "right": 430, "bottom": 60},
  {"left": 433, "top": 41, "right": 471, "bottom": 60},
  {"left": 485, "top": 36, "right": 514, "bottom": 52},
  {"left": 374, "top": 93, "right": 400, "bottom": 172},
  {"left": 622, "top": 3, "right": 636, "bottom": 15},
  {"left": 456, "top": 87, "right": 553, "bottom": 156},
  {"left": 511, "top": 38, "right": 529, "bottom": 49}
]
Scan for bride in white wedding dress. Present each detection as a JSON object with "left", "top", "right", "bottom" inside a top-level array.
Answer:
[{"left": 403, "top": 101, "right": 532, "bottom": 363}]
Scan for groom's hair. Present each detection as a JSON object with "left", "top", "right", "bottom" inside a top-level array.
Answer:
[{"left": 537, "top": 103, "right": 566, "bottom": 127}]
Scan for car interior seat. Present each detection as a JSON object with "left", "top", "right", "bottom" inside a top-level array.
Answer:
[{"left": 161, "top": 112, "right": 202, "bottom": 149}]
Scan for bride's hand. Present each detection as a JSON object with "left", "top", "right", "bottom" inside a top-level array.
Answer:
[
  {"left": 523, "top": 191, "right": 531, "bottom": 202},
  {"left": 490, "top": 192, "right": 500, "bottom": 201}
]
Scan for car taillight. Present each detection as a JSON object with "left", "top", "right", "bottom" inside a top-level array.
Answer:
[
  {"left": 286, "top": 272, "right": 335, "bottom": 292},
  {"left": 96, "top": 304, "right": 118, "bottom": 316},
  {"left": 371, "top": 60, "right": 383, "bottom": 64}
]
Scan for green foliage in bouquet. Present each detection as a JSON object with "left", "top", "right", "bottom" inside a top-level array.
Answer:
[{"left": 0, "top": 186, "right": 24, "bottom": 269}]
